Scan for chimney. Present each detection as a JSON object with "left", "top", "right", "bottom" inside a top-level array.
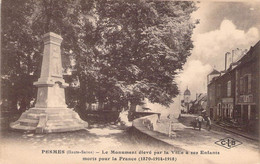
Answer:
[
  {"left": 225, "top": 52, "right": 230, "bottom": 70},
  {"left": 232, "top": 49, "right": 235, "bottom": 63}
]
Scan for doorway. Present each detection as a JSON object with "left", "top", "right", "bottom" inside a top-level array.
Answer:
[
  {"left": 243, "top": 105, "right": 248, "bottom": 123},
  {"left": 210, "top": 108, "right": 213, "bottom": 118}
]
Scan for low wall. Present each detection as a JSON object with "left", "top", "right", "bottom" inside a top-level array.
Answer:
[
  {"left": 128, "top": 112, "right": 161, "bottom": 121},
  {"left": 132, "top": 114, "right": 173, "bottom": 147},
  {"left": 131, "top": 114, "right": 171, "bottom": 147},
  {"left": 139, "top": 114, "right": 171, "bottom": 135},
  {"left": 127, "top": 126, "right": 174, "bottom": 148},
  {"left": 131, "top": 114, "right": 188, "bottom": 151}
]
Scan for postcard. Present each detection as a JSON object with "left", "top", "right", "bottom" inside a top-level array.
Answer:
[{"left": 1, "top": 0, "right": 259, "bottom": 164}]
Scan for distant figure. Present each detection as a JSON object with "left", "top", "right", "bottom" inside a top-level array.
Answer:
[
  {"left": 201, "top": 109, "right": 206, "bottom": 118},
  {"left": 204, "top": 115, "right": 211, "bottom": 131},
  {"left": 196, "top": 115, "right": 204, "bottom": 131},
  {"left": 30, "top": 98, "right": 36, "bottom": 108}
]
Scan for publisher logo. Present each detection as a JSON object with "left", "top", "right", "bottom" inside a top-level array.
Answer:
[{"left": 215, "top": 137, "right": 242, "bottom": 149}]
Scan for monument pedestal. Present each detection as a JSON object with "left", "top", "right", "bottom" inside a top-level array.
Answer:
[
  {"left": 10, "top": 107, "right": 88, "bottom": 133},
  {"left": 10, "top": 32, "right": 88, "bottom": 133}
]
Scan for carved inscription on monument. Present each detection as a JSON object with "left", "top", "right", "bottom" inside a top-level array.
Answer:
[
  {"left": 52, "top": 47, "right": 61, "bottom": 77},
  {"left": 35, "top": 88, "right": 47, "bottom": 107}
]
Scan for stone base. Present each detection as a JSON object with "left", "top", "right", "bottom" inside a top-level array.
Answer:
[{"left": 10, "top": 107, "right": 88, "bottom": 133}]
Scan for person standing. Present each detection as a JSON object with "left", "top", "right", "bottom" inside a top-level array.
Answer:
[
  {"left": 205, "top": 115, "right": 211, "bottom": 131},
  {"left": 196, "top": 115, "right": 204, "bottom": 131}
]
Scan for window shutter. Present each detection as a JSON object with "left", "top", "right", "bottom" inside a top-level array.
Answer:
[
  {"left": 240, "top": 77, "right": 243, "bottom": 94},
  {"left": 227, "top": 81, "right": 231, "bottom": 97},
  {"left": 248, "top": 74, "right": 252, "bottom": 93}
]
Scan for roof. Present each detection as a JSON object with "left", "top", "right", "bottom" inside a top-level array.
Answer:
[
  {"left": 194, "top": 93, "right": 207, "bottom": 104},
  {"left": 209, "top": 69, "right": 220, "bottom": 75},
  {"left": 208, "top": 40, "right": 260, "bottom": 86},
  {"left": 184, "top": 88, "right": 191, "bottom": 95},
  {"left": 236, "top": 40, "right": 260, "bottom": 68}
]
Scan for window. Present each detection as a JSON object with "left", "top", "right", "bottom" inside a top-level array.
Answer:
[
  {"left": 240, "top": 77, "right": 243, "bottom": 94},
  {"left": 229, "top": 105, "right": 233, "bottom": 118},
  {"left": 240, "top": 74, "right": 252, "bottom": 94},
  {"left": 244, "top": 75, "right": 248, "bottom": 93},
  {"left": 218, "top": 104, "right": 221, "bottom": 116},
  {"left": 227, "top": 81, "right": 231, "bottom": 97},
  {"left": 217, "top": 84, "right": 221, "bottom": 97},
  {"left": 248, "top": 74, "right": 252, "bottom": 93}
]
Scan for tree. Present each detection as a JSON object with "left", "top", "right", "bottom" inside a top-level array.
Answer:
[
  {"left": 2, "top": 0, "right": 198, "bottom": 116},
  {"left": 92, "top": 0, "right": 198, "bottom": 110},
  {"left": 1, "top": 0, "right": 76, "bottom": 111},
  {"left": 1, "top": 0, "right": 40, "bottom": 112}
]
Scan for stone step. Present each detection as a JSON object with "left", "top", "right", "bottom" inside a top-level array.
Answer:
[
  {"left": 11, "top": 124, "right": 36, "bottom": 131},
  {"left": 28, "top": 108, "right": 72, "bottom": 114},
  {"left": 26, "top": 113, "right": 76, "bottom": 120},
  {"left": 26, "top": 113, "right": 41, "bottom": 120},
  {"left": 46, "top": 120, "right": 85, "bottom": 127},
  {"left": 19, "top": 119, "right": 39, "bottom": 127},
  {"left": 10, "top": 108, "right": 87, "bottom": 133},
  {"left": 48, "top": 113, "right": 78, "bottom": 119},
  {"left": 48, "top": 115, "right": 74, "bottom": 120},
  {"left": 46, "top": 118, "right": 77, "bottom": 122}
]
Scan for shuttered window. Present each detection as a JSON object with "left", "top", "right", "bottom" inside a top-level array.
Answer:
[
  {"left": 217, "top": 84, "right": 221, "bottom": 97},
  {"left": 240, "top": 77, "right": 243, "bottom": 94},
  {"left": 248, "top": 74, "right": 252, "bottom": 93},
  {"left": 227, "top": 81, "right": 231, "bottom": 97},
  {"left": 244, "top": 75, "right": 249, "bottom": 93}
]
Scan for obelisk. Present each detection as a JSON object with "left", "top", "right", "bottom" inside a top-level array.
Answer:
[{"left": 10, "top": 32, "right": 88, "bottom": 133}]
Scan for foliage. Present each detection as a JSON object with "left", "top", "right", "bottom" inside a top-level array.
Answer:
[
  {"left": 94, "top": 0, "right": 198, "bottom": 108},
  {"left": 2, "top": 0, "right": 40, "bottom": 111},
  {"left": 1, "top": 0, "right": 198, "bottom": 113}
]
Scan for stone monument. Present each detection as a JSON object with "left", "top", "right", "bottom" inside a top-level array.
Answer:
[{"left": 10, "top": 32, "right": 88, "bottom": 133}]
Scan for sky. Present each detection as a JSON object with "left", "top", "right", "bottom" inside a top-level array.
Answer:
[
  {"left": 146, "top": 1, "right": 260, "bottom": 117},
  {"left": 176, "top": 1, "right": 260, "bottom": 100}
]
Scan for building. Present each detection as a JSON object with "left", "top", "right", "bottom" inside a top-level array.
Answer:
[
  {"left": 206, "top": 41, "right": 260, "bottom": 134},
  {"left": 207, "top": 69, "right": 220, "bottom": 85},
  {"left": 207, "top": 69, "right": 221, "bottom": 119},
  {"left": 235, "top": 42, "right": 260, "bottom": 130},
  {"left": 181, "top": 87, "right": 192, "bottom": 113},
  {"left": 190, "top": 93, "right": 207, "bottom": 114}
]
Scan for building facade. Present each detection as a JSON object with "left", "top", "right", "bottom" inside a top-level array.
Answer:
[
  {"left": 235, "top": 42, "right": 259, "bottom": 130},
  {"left": 207, "top": 70, "right": 220, "bottom": 119},
  {"left": 207, "top": 41, "right": 260, "bottom": 133},
  {"left": 182, "top": 88, "right": 191, "bottom": 113},
  {"left": 190, "top": 93, "right": 207, "bottom": 114}
]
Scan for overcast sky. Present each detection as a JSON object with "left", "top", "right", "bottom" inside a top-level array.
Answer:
[
  {"left": 142, "top": 1, "right": 260, "bottom": 116},
  {"left": 177, "top": 1, "right": 260, "bottom": 100}
]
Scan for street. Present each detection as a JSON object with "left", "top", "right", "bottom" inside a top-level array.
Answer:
[
  {"left": 173, "top": 114, "right": 259, "bottom": 163},
  {"left": 1, "top": 112, "right": 259, "bottom": 164},
  {"left": 0, "top": 113, "right": 143, "bottom": 149},
  {"left": 1, "top": 1, "right": 260, "bottom": 164}
]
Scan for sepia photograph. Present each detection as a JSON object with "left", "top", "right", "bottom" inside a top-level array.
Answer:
[{"left": 0, "top": 0, "right": 259, "bottom": 163}]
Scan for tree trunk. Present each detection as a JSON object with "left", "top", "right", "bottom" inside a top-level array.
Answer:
[
  {"left": 19, "top": 97, "right": 28, "bottom": 112},
  {"left": 128, "top": 102, "right": 137, "bottom": 121},
  {"left": 78, "top": 75, "right": 87, "bottom": 115},
  {"left": 130, "top": 102, "right": 137, "bottom": 112},
  {"left": 10, "top": 93, "right": 18, "bottom": 112}
]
